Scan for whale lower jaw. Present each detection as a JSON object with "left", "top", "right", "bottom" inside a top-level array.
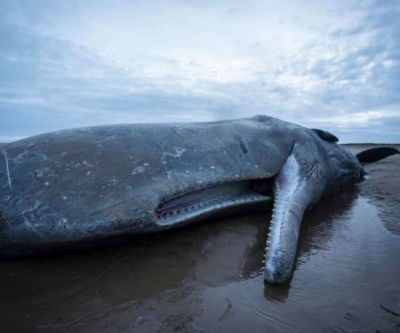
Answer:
[
  {"left": 156, "top": 179, "right": 273, "bottom": 227},
  {"left": 264, "top": 148, "right": 316, "bottom": 284}
]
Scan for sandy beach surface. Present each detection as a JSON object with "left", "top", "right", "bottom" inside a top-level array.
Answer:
[{"left": 0, "top": 144, "right": 399, "bottom": 332}]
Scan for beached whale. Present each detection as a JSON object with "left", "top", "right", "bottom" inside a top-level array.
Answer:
[{"left": 0, "top": 115, "right": 398, "bottom": 284}]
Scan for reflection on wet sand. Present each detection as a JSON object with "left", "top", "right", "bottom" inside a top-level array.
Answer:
[
  {"left": 0, "top": 145, "right": 399, "bottom": 332},
  {"left": 360, "top": 155, "right": 400, "bottom": 235}
]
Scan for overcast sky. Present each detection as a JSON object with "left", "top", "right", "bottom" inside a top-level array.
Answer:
[{"left": 1, "top": 0, "right": 399, "bottom": 143}]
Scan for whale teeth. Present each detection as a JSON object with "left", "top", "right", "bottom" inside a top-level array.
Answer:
[{"left": 156, "top": 186, "right": 271, "bottom": 225}]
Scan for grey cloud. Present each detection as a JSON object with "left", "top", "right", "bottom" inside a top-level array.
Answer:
[
  {"left": 0, "top": 0, "right": 399, "bottom": 143},
  {"left": 296, "top": 2, "right": 400, "bottom": 129}
]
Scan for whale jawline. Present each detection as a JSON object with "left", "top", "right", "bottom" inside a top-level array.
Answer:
[{"left": 156, "top": 178, "right": 274, "bottom": 226}]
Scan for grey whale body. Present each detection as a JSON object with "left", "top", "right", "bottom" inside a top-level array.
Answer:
[{"left": 0, "top": 115, "right": 397, "bottom": 284}]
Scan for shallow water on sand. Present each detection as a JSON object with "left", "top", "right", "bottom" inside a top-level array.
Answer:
[{"left": 0, "top": 145, "right": 399, "bottom": 332}]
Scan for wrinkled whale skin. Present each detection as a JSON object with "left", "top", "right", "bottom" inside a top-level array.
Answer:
[{"left": 0, "top": 115, "right": 368, "bottom": 283}]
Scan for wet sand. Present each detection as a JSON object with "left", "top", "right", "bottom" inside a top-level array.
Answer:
[{"left": 0, "top": 144, "right": 399, "bottom": 332}]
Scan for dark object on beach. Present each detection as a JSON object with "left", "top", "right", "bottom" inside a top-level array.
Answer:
[
  {"left": 0, "top": 115, "right": 398, "bottom": 284},
  {"left": 356, "top": 147, "right": 399, "bottom": 164}
]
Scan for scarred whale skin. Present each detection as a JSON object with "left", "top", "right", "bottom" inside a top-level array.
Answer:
[
  {"left": 0, "top": 116, "right": 291, "bottom": 245},
  {"left": 0, "top": 115, "right": 382, "bottom": 284}
]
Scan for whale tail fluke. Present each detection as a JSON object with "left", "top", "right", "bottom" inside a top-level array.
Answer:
[{"left": 356, "top": 147, "right": 399, "bottom": 164}]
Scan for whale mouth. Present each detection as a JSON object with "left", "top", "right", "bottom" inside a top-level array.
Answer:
[{"left": 155, "top": 179, "right": 273, "bottom": 226}]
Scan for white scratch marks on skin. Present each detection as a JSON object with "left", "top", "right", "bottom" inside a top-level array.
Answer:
[
  {"left": 166, "top": 170, "right": 175, "bottom": 181},
  {"left": 59, "top": 218, "right": 69, "bottom": 230},
  {"left": 161, "top": 147, "right": 186, "bottom": 164},
  {"left": 132, "top": 162, "right": 150, "bottom": 175},
  {"left": 96, "top": 135, "right": 117, "bottom": 144},
  {"left": 108, "top": 177, "right": 118, "bottom": 186},
  {"left": 2, "top": 213, "right": 15, "bottom": 230},
  {"left": 22, "top": 214, "right": 43, "bottom": 239},
  {"left": 82, "top": 160, "right": 95, "bottom": 168},
  {"left": 2, "top": 148, "right": 12, "bottom": 189},
  {"left": 20, "top": 202, "right": 43, "bottom": 238}
]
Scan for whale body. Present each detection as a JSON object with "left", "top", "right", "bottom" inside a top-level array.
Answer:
[{"left": 0, "top": 115, "right": 398, "bottom": 284}]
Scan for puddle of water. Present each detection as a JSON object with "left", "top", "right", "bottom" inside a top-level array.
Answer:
[{"left": 198, "top": 195, "right": 400, "bottom": 333}]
